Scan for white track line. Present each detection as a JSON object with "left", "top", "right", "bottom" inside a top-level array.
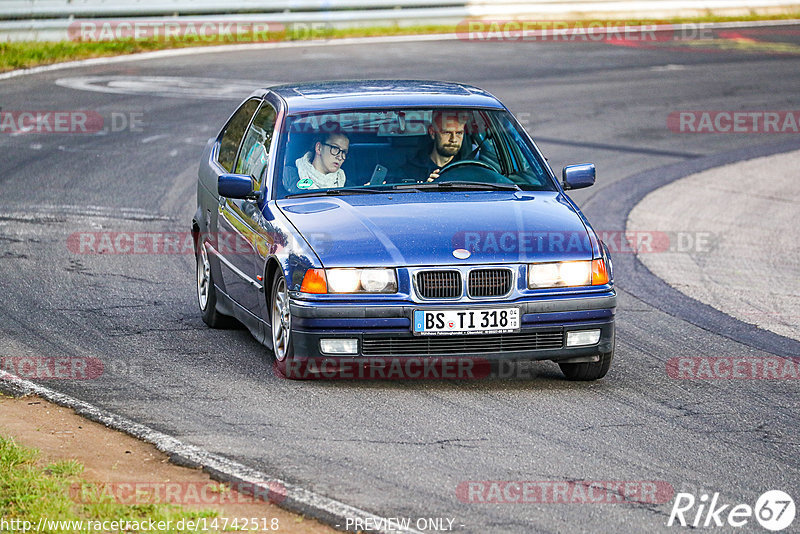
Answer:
[{"left": 0, "top": 371, "right": 424, "bottom": 534}]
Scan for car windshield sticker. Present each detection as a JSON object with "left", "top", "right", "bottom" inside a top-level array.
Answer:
[{"left": 297, "top": 178, "right": 314, "bottom": 189}]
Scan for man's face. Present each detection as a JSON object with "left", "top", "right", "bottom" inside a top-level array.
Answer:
[
  {"left": 315, "top": 134, "right": 349, "bottom": 174},
  {"left": 430, "top": 117, "right": 465, "bottom": 158}
]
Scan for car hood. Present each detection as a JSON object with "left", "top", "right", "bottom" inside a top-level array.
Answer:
[{"left": 276, "top": 191, "right": 595, "bottom": 267}]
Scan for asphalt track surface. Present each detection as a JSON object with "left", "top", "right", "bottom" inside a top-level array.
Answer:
[{"left": 2, "top": 26, "right": 800, "bottom": 533}]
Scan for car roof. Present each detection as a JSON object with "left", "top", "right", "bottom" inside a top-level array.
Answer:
[{"left": 263, "top": 80, "right": 506, "bottom": 114}]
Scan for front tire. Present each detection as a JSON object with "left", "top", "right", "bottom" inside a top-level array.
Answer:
[
  {"left": 559, "top": 350, "right": 614, "bottom": 381},
  {"left": 270, "top": 273, "right": 297, "bottom": 378}
]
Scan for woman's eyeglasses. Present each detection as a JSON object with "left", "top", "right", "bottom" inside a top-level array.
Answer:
[{"left": 323, "top": 142, "right": 348, "bottom": 158}]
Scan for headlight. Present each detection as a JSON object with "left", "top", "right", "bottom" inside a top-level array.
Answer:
[
  {"left": 559, "top": 261, "right": 592, "bottom": 286},
  {"left": 301, "top": 268, "right": 397, "bottom": 294},
  {"left": 359, "top": 269, "right": 394, "bottom": 292},
  {"left": 528, "top": 262, "right": 560, "bottom": 287},
  {"left": 527, "top": 259, "right": 609, "bottom": 288},
  {"left": 327, "top": 269, "right": 361, "bottom": 293}
]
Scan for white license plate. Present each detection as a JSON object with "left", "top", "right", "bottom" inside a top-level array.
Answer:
[{"left": 413, "top": 308, "right": 520, "bottom": 335}]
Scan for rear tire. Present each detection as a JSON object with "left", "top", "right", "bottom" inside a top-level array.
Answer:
[
  {"left": 559, "top": 350, "right": 614, "bottom": 381},
  {"left": 196, "top": 241, "right": 232, "bottom": 328}
]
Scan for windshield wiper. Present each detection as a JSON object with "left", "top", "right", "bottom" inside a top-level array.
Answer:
[
  {"left": 286, "top": 187, "right": 387, "bottom": 198},
  {"left": 393, "top": 181, "right": 520, "bottom": 191}
]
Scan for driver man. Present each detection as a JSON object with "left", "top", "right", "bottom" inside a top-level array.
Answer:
[{"left": 399, "top": 110, "right": 468, "bottom": 183}]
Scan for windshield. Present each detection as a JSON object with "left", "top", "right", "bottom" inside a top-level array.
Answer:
[{"left": 274, "top": 108, "right": 556, "bottom": 199}]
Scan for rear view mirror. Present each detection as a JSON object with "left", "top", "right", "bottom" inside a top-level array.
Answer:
[{"left": 562, "top": 164, "right": 596, "bottom": 190}]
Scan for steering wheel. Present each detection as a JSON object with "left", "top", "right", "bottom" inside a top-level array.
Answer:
[
  {"left": 436, "top": 159, "right": 496, "bottom": 178},
  {"left": 429, "top": 159, "right": 515, "bottom": 185}
]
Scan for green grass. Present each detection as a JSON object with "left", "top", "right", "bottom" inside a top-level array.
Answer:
[
  {"left": 0, "top": 434, "right": 223, "bottom": 533},
  {"left": 1, "top": 12, "right": 799, "bottom": 73},
  {"left": 0, "top": 39, "right": 193, "bottom": 72}
]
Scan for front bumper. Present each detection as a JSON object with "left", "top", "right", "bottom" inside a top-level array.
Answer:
[{"left": 289, "top": 291, "right": 616, "bottom": 361}]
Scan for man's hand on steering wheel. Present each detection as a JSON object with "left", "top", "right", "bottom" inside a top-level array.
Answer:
[{"left": 425, "top": 168, "right": 441, "bottom": 182}]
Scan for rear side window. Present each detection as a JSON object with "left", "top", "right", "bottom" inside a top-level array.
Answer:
[
  {"left": 217, "top": 99, "right": 260, "bottom": 172},
  {"left": 235, "top": 103, "right": 278, "bottom": 189}
]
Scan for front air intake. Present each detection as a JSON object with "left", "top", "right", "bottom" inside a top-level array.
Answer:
[
  {"left": 416, "top": 270, "right": 462, "bottom": 299},
  {"left": 468, "top": 269, "right": 513, "bottom": 297}
]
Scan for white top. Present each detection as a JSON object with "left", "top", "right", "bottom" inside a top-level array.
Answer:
[{"left": 295, "top": 151, "right": 346, "bottom": 189}]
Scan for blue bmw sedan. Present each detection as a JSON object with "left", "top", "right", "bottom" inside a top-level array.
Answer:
[{"left": 193, "top": 80, "right": 615, "bottom": 380}]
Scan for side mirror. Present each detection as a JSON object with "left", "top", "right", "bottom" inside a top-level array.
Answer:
[
  {"left": 562, "top": 163, "right": 596, "bottom": 190},
  {"left": 218, "top": 173, "right": 259, "bottom": 200}
]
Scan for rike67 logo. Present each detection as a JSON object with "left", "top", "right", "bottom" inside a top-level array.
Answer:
[{"left": 668, "top": 490, "right": 795, "bottom": 531}]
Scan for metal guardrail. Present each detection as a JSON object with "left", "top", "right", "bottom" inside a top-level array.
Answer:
[
  {"left": 0, "top": 0, "right": 467, "bottom": 19},
  {"left": 2, "top": 0, "right": 799, "bottom": 41}
]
